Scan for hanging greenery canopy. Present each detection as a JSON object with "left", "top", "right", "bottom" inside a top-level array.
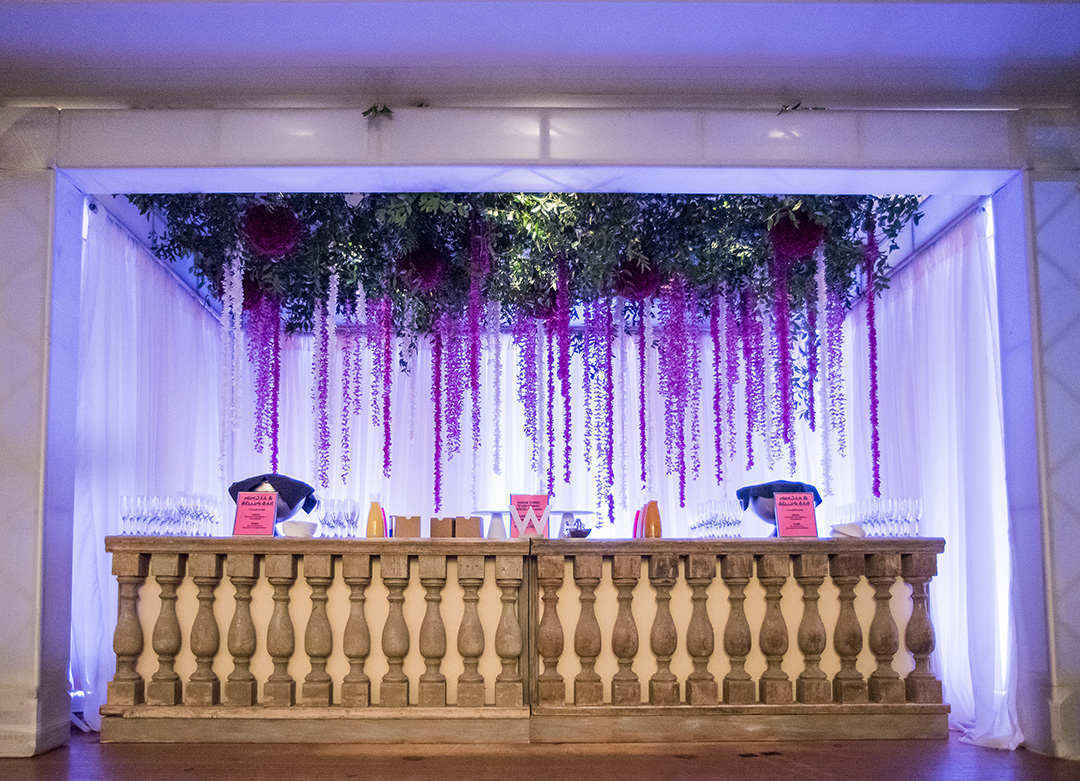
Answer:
[
  {"left": 128, "top": 192, "right": 918, "bottom": 332},
  {"left": 127, "top": 191, "right": 919, "bottom": 515}
]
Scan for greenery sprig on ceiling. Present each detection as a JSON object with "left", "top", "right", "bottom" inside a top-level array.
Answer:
[{"left": 127, "top": 192, "right": 919, "bottom": 333}]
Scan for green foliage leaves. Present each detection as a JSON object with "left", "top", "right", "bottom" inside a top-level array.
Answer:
[{"left": 126, "top": 191, "right": 920, "bottom": 334}]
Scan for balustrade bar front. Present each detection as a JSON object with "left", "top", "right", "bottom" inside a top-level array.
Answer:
[{"left": 101, "top": 536, "right": 947, "bottom": 743}]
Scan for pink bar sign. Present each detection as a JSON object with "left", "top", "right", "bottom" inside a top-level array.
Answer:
[
  {"left": 233, "top": 491, "right": 278, "bottom": 536},
  {"left": 775, "top": 492, "right": 818, "bottom": 538}
]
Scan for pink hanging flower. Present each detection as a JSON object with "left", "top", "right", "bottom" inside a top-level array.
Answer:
[
  {"left": 444, "top": 313, "right": 465, "bottom": 457},
  {"left": 242, "top": 204, "right": 302, "bottom": 259}
]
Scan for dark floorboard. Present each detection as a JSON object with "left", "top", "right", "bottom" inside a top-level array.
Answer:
[{"left": 2, "top": 728, "right": 1079, "bottom": 781}]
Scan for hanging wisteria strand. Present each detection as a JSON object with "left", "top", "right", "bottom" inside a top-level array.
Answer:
[
  {"left": 603, "top": 298, "right": 617, "bottom": 525},
  {"left": 340, "top": 331, "right": 353, "bottom": 484},
  {"left": 638, "top": 300, "right": 649, "bottom": 489},
  {"left": 556, "top": 255, "right": 573, "bottom": 482},
  {"left": 269, "top": 302, "right": 282, "bottom": 473},
  {"left": 468, "top": 225, "right": 490, "bottom": 470},
  {"left": 312, "top": 271, "right": 339, "bottom": 488},
  {"left": 814, "top": 248, "right": 833, "bottom": 495},
  {"left": 378, "top": 293, "right": 394, "bottom": 478},
  {"left": 246, "top": 292, "right": 279, "bottom": 457},
  {"left": 582, "top": 300, "right": 595, "bottom": 473},
  {"left": 643, "top": 302, "right": 655, "bottom": 493},
  {"left": 432, "top": 320, "right": 444, "bottom": 512},
  {"left": 658, "top": 276, "right": 691, "bottom": 507},
  {"left": 616, "top": 304, "right": 630, "bottom": 513},
  {"left": 444, "top": 314, "right": 465, "bottom": 457},
  {"left": 724, "top": 296, "right": 740, "bottom": 461},
  {"left": 689, "top": 334, "right": 702, "bottom": 480},
  {"left": 512, "top": 317, "right": 540, "bottom": 472},
  {"left": 545, "top": 318, "right": 556, "bottom": 495},
  {"left": 826, "top": 285, "right": 847, "bottom": 457},
  {"left": 218, "top": 248, "right": 244, "bottom": 475},
  {"left": 764, "top": 323, "right": 779, "bottom": 471},
  {"left": 353, "top": 288, "right": 367, "bottom": 421},
  {"left": 487, "top": 301, "right": 503, "bottom": 476},
  {"left": 710, "top": 296, "right": 725, "bottom": 483},
  {"left": 770, "top": 248, "right": 797, "bottom": 463},
  {"left": 739, "top": 289, "right": 765, "bottom": 471},
  {"left": 865, "top": 215, "right": 882, "bottom": 498}
]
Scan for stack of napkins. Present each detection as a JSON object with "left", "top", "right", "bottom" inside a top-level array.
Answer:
[{"left": 830, "top": 523, "right": 865, "bottom": 538}]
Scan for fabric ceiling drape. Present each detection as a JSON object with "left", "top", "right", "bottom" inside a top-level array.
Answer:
[{"left": 71, "top": 201, "right": 1022, "bottom": 748}]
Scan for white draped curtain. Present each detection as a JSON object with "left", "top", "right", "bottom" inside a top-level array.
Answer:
[
  {"left": 72, "top": 200, "right": 1022, "bottom": 747},
  {"left": 843, "top": 203, "right": 1022, "bottom": 747}
]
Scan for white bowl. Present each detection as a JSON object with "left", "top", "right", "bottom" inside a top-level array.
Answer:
[{"left": 281, "top": 519, "right": 318, "bottom": 538}]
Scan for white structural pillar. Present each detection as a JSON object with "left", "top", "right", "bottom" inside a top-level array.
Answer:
[
  {"left": 1024, "top": 169, "right": 1080, "bottom": 760},
  {"left": 0, "top": 108, "right": 80, "bottom": 756}
]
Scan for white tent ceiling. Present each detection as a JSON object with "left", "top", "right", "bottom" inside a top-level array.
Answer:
[{"left": 2, "top": 1, "right": 1079, "bottom": 112}]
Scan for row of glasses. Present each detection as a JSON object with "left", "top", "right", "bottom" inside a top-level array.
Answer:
[
  {"left": 319, "top": 499, "right": 363, "bottom": 538},
  {"left": 689, "top": 499, "right": 744, "bottom": 538},
  {"left": 120, "top": 494, "right": 222, "bottom": 536},
  {"left": 835, "top": 498, "right": 923, "bottom": 537}
]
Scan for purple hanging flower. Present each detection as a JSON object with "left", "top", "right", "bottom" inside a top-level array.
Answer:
[
  {"left": 340, "top": 332, "right": 353, "bottom": 484},
  {"left": 826, "top": 286, "right": 847, "bottom": 457},
  {"left": 556, "top": 255, "right": 572, "bottom": 482},
  {"left": 379, "top": 293, "right": 393, "bottom": 478},
  {"left": 603, "top": 298, "right": 617, "bottom": 523},
  {"left": 245, "top": 288, "right": 282, "bottom": 469},
  {"left": 432, "top": 320, "right": 444, "bottom": 511},
  {"left": 546, "top": 319, "right": 556, "bottom": 495},
  {"left": 865, "top": 215, "right": 882, "bottom": 498},
  {"left": 638, "top": 300, "right": 649, "bottom": 489},
  {"left": 582, "top": 301, "right": 595, "bottom": 472},
  {"left": 444, "top": 313, "right": 465, "bottom": 457},
  {"left": 658, "top": 276, "right": 690, "bottom": 507},
  {"left": 469, "top": 226, "right": 490, "bottom": 462},
  {"left": 711, "top": 296, "right": 724, "bottom": 483},
  {"left": 512, "top": 317, "right": 540, "bottom": 472},
  {"left": 312, "top": 285, "right": 333, "bottom": 488},
  {"left": 724, "top": 299, "right": 740, "bottom": 461}
]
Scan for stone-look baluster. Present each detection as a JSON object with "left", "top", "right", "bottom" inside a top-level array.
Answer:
[
  {"left": 830, "top": 553, "right": 868, "bottom": 703},
  {"left": 648, "top": 553, "right": 680, "bottom": 706},
  {"left": 757, "top": 554, "right": 792, "bottom": 703},
  {"left": 684, "top": 554, "right": 718, "bottom": 705},
  {"left": 263, "top": 553, "right": 298, "bottom": 706},
  {"left": 147, "top": 552, "right": 186, "bottom": 705},
  {"left": 341, "top": 554, "right": 372, "bottom": 706},
  {"left": 223, "top": 553, "right": 260, "bottom": 706},
  {"left": 793, "top": 553, "right": 831, "bottom": 704},
  {"left": 610, "top": 555, "right": 641, "bottom": 706},
  {"left": 456, "top": 555, "right": 486, "bottom": 707},
  {"left": 902, "top": 552, "right": 943, "bottom": 703},
  {"left": 302, "top": 554, "right": 335, "bottom": 706},
  {"left": 573, "top": 555, "right": 604, "bottom": 705},
  {"left": 107, "top": 551, "right": 149, "bottom": 706},
  {"left": 186, "top": 552, "right": 223, "bottom": 706},
  {"left": 536, "top": 555, "right": 566, "bottom": 706},
  {"left": 867, "top": 553, "right": 905, "bottom": 703},
  {"left": 720, "top": 553, "right": 755, "bottom": 704},
  {"left": 494, "top": 555, "right": 525, "bottom": 707},
  {"left": 381, "top": 554, "right": 411, "bottom": 707},
  {"left": 418, "top": 555, "right": 448, "bottom": 707}
]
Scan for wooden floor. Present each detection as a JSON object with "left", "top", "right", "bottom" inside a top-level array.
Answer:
[{"left": 2, "top": 729, "right": 1078, "bottom": 781}]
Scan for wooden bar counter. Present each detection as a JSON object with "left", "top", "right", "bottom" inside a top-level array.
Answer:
[{"left": 101, "top": 536, "right": 948, "bottom": 743}]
